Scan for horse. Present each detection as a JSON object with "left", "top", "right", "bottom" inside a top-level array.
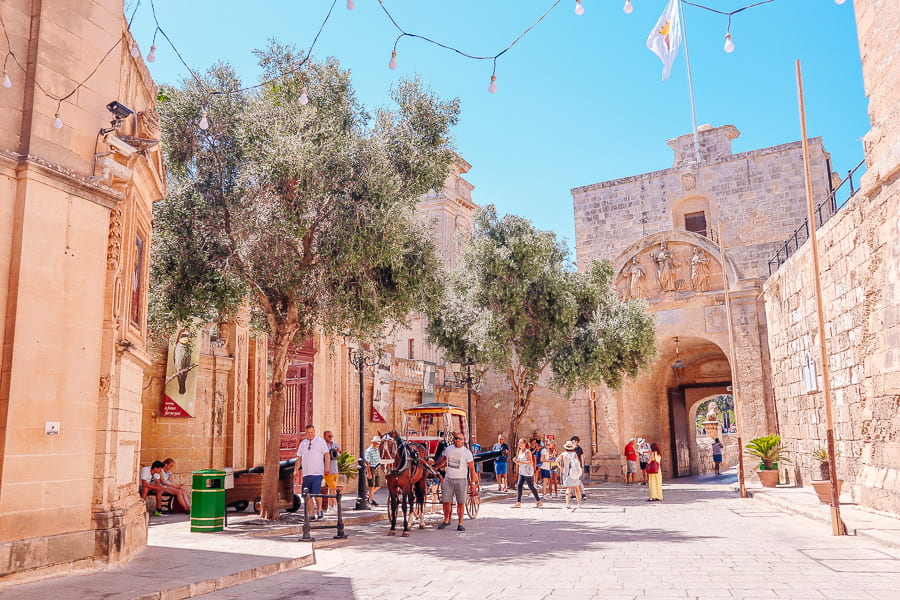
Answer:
[{"left": 378, "top": 433, "right": 429, "bottom": 537}]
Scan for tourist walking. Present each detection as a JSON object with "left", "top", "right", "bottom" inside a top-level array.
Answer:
[
  {"left": 711, "top": 438, "right": 724, "bottom": 475},
  {"left": 571, "top": 436, "right": 587, "bottom": 498},
  {"left": 647, "top": 442, "right": 663, "bottom": 501},
  {"left": 512, "top": 438, "right": 542, "bottom": 508},
  {"left": 543, "top": 439, "right": 559, "bottom": 498},
  {"left": 558, "top": 440, "right": 583, "bottom": 510},
  {"left": 624, "top": 437, "right": 638, "bottom": 484},
  {"left": 296, "top": 425, "right": 330, "bottom": 520},
  {"left": 492, "top": 434, "right": 510, "bottom": 491},
  {"left": 637, "top": 438, "right": 651, "bottom": 485},
  {"left": 364, "top": 436, "right": 383, "bottom": 506},
  {"left": 321, "top": 430, "right": 341, "bottom": 514}
]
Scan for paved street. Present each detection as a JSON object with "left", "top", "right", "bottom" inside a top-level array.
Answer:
[{"left": 191, "top": 476, "right": 900, "bottom": 600}]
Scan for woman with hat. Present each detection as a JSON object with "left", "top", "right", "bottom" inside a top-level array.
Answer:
[{"left": 557, "top": 440, "right": 584, "bottom": 510}]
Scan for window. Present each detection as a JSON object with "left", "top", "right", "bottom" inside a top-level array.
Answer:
[
  {"left": 408, "top": 339, "right": 415, "bottom": 360},
  {"left": 684, "top": 211, "right": 707, "bottom": 237},
  {"left": 130, "top": 234, "right": 144, "bottom": 327}
]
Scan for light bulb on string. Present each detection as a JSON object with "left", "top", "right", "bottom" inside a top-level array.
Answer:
[
  {"left": 2, "top": 71, "right": 11, "bottom": 89},
  {"left": 624, "top": 0, "right": 634, "bottom": 14},
  {"left": 723, "top": 33, "right": 735, "bottom": 53},
  {"left": 575, "top": 0, "right": 584, "bottom": 16},
  {"left": 299, "top": 88, "right": 309, "bottom": 105},
  {"left": 130, "top": 42, "right": 140, "bottom": 58},
  {"left": 198, "top": 110, "right": 209, "bottom": 130},
  {"left": 53, "top": 113, "right": 63, "bottom": 129},
  {"left": 347, "top": 0, "right": 355, "bottom": 9},
  {"left": 388, "top": 51, "right": 398, "bottom": 70},
  {"left": 147, "top": 45, "right": 156, "bottom": 63},
  {"left": 488, "top": 75, "right": 497, "bottom": 94}
]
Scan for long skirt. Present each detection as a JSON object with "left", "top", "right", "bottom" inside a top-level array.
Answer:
[{"left": 648, "top": 472, "right": 663, "bottom": 500}]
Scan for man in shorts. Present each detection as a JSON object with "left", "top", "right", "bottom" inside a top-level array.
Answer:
[
  {"left": 492, "top": 434, "right": 509, "bottom": 491},
  {"left": 296, "top": 425, "right": 330, "bottom": 520},
  {"left": 436, "top": 432, "right": 478, "bottom": 531},
  {"left": 364, "top": 436, "right": 383, "bottom": 506},
  {"left": 321, "top": 430, "right": 341, "bottom": 514},
  {"left": 624, "top": 437, "right": 639, "bottom": 484}
]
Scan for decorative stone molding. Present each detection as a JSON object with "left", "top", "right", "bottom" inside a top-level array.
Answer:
[
  {"left": 681, "top": 171, "right": 696, "bottom": 191},
  {"left": 107, "top": 204, "right": 123, "bottom": 270}
]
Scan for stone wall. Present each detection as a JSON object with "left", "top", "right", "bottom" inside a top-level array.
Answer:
[
  {"left": 762, "top": 0, "right": 900, "bottom": 515},
  {"left": 0, "top": 0, "right": 163, "bottom": 582}
]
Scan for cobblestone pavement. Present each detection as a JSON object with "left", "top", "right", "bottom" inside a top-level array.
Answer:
[{"left": 191, "top": 476, "right": 900, "bottom": 600}]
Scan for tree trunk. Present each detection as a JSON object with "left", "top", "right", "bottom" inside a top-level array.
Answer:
[{"left": 259, "top": 324, "right": 296, "bottom": 520}]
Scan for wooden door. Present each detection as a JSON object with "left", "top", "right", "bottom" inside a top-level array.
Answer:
[{"left": 280, "top": 361, "right": 313, "bottom": 461}]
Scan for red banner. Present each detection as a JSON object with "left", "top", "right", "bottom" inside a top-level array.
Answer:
[{"left": 161, "top": 395, "right": 191, "bottom": 417}]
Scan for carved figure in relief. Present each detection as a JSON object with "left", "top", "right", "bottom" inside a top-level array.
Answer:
[
  {"left": 690, "top": 246, "right": 711, "bottom": 292},
  {"left": 650, "top": 242, "right": 679, "bottom": 292},
  {"left": 621, "top": 256, "right": 646, "bottom": 300},
  {"left": 705, "top": 400, "right": 720, "bottom": 421}
]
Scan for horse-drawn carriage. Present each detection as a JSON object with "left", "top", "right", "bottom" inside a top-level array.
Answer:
[{"left": 377, "top": 403, "right": 499, "bottom": 536}]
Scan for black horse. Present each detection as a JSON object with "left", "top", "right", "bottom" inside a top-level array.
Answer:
[{"left": 379, "top": 433, "right": 428, "bottom": 537}]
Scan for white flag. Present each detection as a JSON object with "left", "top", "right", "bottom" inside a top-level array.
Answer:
[{"left": 646, "top": 0, "right": 682, "bottom": 81}]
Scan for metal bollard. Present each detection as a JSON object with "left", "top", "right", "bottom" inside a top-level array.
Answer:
[
  {"left": 334, "top": 490, "right": 347, "bottom": 539},
  {"left": 300, "top": 490, "right": 314, "bottom": 541}
]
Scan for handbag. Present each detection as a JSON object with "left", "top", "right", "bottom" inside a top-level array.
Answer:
[{"left": 646, "top": 459, "right": 660, "bottom": 474}]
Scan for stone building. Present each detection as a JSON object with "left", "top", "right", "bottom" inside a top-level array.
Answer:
[
  {"left": 0, "top": 1, "right": 164, "bottom": 581},
  {"left": 763, "top": 0, "right": 900, "bottom": 514},
  {"left": 572, "top": 124, "right": 834, "bottom": 481}
]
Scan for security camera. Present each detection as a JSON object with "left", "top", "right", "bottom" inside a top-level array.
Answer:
[
  {"left": 97, "top": 156, "right": 134, "bottom": 182},
  {"left": 106, "top": 101, "right": 134, "bottom": 121},
  {"left": 103, "top": 133, "right": 138, "bottom": 157}
]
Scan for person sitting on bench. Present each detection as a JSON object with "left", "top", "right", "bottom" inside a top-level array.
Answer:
[
  {"left": 140, "top": 461, "right": 166, "bottom": 515},
  {"left": 160, "top": 458, "right": 191, "bottom": 512}
]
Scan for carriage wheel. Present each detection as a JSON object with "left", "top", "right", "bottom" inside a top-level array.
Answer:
[{"left": 465, "top": 482, "right": 481, "bottom": 519}]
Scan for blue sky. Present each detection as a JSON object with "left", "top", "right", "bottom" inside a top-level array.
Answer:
[{"left": 130, "top": 0, "right": 867, "bottom": 251}]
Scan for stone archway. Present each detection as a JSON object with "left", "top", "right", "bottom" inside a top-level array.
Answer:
[{"left": 687, "top": 392, "right": 733, "bottom": 475}]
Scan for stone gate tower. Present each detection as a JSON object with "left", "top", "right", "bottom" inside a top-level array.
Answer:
[{"left": 573, "top": 124, "right": 834, "bottom": 481}]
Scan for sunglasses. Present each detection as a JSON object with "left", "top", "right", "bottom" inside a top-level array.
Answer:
[{"left": 454, "top": 437, "right": 464, "bottom": 441}]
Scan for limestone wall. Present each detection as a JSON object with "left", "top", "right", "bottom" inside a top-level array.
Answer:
[{"left": 763, "top": 0, "right": 900, "bottom": 515}]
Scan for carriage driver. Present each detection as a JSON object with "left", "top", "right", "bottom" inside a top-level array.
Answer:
[{"left": 435, "top": 432, "right": 478, "bottom": 532}]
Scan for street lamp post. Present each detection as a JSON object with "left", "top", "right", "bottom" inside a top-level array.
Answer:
[
  {"left": 454, "top": 358, "right": 481, "bottom": 449},
  {"left": 350, "top": 349, "right": 376, "bottom": 510}
]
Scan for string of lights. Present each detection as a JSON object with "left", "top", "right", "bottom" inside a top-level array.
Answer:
[{"left": 0, "top": 0, "right": 850, "bottom": 132}]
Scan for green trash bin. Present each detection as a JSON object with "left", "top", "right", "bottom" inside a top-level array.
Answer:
[{"left": 191, "top": 469, "right": 225, "bottom": 532}]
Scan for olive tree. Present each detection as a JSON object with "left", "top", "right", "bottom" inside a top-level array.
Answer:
[
  {"left": 427, "top": 205, "right": 656, "bottom": 444},
  {"left": 152, "top": 43, "right": 459, "bottom": 519}
]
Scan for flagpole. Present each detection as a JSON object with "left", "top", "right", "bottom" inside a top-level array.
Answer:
[{"left": 678, "top": 0, "right": 702, "bottom": 164}]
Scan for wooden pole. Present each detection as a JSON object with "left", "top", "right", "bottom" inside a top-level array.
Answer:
[
  {"left": 795, "top": 60, "right": 847, "bottom": 536},
  {"left": 718, "top": 223, "right": 749, "bottom": 498}
]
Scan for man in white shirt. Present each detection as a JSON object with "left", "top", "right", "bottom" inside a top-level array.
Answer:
[
  {"left": 436, "top": 432, "right": 478, "bottom": 531},
  {"left": 296, "top": 425, "right": 330, "bottom": 520}
]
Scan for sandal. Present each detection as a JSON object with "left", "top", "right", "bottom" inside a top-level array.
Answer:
[
  {"left": 512, "top": 503, "right": 521, "bottom": 508},
  {"left": 536, "top": 501, "right": 543, "bottom": 508}
]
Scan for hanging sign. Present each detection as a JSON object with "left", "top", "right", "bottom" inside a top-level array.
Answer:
[
  {"left": 161, "top": 327, "right": 200, "bottom": 417},
  {"left": 371, "top": 357, "right": 391, "bottom": 423},
  {"left": 422, "top": 362, "right": 436, "bottom": 404}
]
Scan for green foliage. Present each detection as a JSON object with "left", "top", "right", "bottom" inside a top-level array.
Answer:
[
  {"left": 337, "top": 451, "right": 358, "bottom": 479},
  {"left": 427, "top": 205, "right": 656, "bottom": 438},
  {"left": 745, "top": 435, "right": 789, "bottom": 470},
  {"left": 150, "top": 44, "right": 458, "bottom": 341}
]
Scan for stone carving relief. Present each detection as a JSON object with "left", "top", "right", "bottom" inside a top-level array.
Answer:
[
  {"left": 99, "top": 376, "right": 111, "bottom": 394},
  {"left": 650, "top": 241, "right": 679, "bottom": 292},
  {"left": 681, "top": 172, "right": 696, "bottom": 191},
  {"left": 107, "top": 204, "right": 123, "bottom": 270},
  {"left": 690, "top": 247, "right": 711, "bottom": 292},
  {"left": 136, "top": 109, "right": 161, "bottom": 140},
  {"left": 699, "top": 359, "right": 730, "bottom": 379},
  {"left": 705, "top": 306, "right": 727, "bottom": 333},
  {"left": 618, "top": 240, "right": 724, "bottom": 301},
  {"left": 620, "top": 256, "right": 646, "bottom": 301}
]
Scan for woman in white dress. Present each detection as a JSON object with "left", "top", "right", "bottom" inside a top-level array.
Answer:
[{"left": 557, "top": 440, "right": 583, "bottom": 510}]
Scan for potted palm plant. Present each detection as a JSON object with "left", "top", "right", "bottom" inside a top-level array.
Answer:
[
  {"left": 745, "top": 435, "right": 788, "bottom": 487},
  {"left": 810, "top": 447, "right": 843, "bottom": 503},
  {"left": 336, "top": 451, "right": 358, "bottom": 488}
]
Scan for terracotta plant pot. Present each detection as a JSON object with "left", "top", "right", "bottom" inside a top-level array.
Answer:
[
  {"left": 811, "top": 479, "right": 843, "bottom": 504},
  {"left": 757, "top": 469, "right": 780, "bottom": 487}
]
